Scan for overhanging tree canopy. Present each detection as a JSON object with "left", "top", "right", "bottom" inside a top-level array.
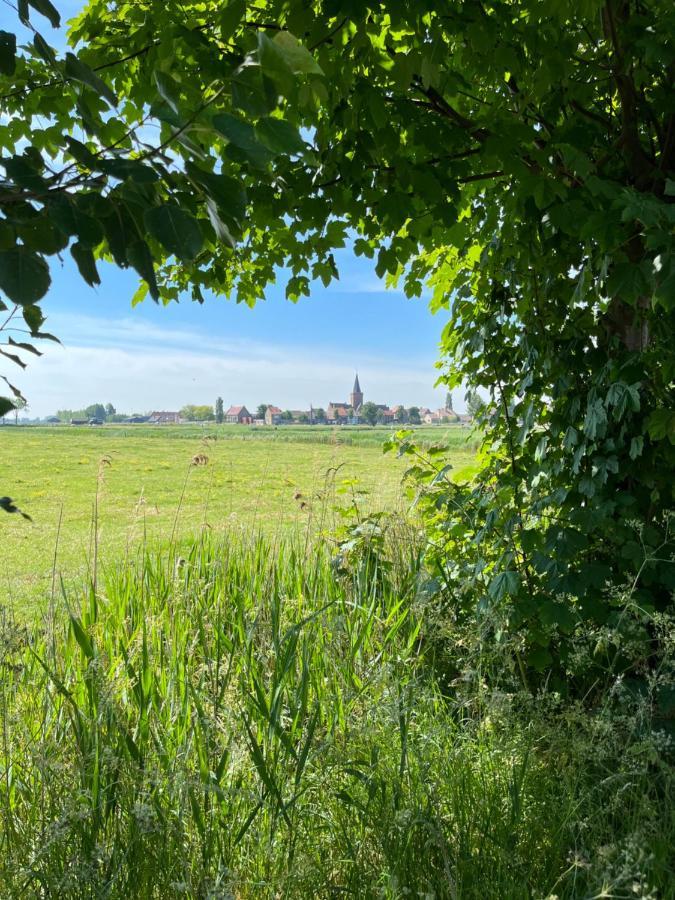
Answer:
[
  {"left": 2, "top": 2, "right": 673, "bottom": 344},
  {"left": 1, "top": 0, "right": 674, "bottom": 677}
]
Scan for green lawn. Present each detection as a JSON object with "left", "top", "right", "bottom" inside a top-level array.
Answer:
[{"left": 1, "top": 424, "right": 478, "bottom": 614}]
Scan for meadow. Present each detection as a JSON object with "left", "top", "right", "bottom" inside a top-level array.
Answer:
[
  {"left": 1, "top": 425, "right": 673, "bottom": 898},
  {"left": 0, "top": 424, "right": 478, "bottom": 616}
]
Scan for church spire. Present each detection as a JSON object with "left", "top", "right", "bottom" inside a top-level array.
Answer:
[{"left": 350, "top": 372, "right": 363, "bottom": 411}]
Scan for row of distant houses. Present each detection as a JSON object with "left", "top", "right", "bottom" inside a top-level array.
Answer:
[
  {"left": 129, "top": 409, "right": 253, "bottom": 424},
  {"left": 421, "top": 408, "right": 472, "bottom": 425},
  {"left": 133, "top": 408, "right": 255, "bottom": 425},
  {"left": 235, "top": 404, "right": 470, "bottom": 426},
  {"left": 66, "top": 411, "right": 183, "bottom": 425},
  {"left": 254, "top": 375, "right": 472, "bottom": 426},
  {"left": 125, "top": 404, "right": 472, "bottom": 427},
  {"left": 59, "top": 375, "right": 473, "bottom": 427},
  {"left": 62, "top": 405, "right": 471, "bottom": 426}
]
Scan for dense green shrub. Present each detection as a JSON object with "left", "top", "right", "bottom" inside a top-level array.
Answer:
[{"left": 387, "top": 431, "right": 675, "bottom": 695}]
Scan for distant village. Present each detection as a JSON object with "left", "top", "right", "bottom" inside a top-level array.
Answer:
[
  {"left": 240, "top": 374, "right": 472, "bottom": 427},
  {"left": 5, "top": 375, "right": 473, "bottom": 426}
]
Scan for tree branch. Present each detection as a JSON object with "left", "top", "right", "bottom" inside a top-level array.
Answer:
[
  {"left": 417, "top": 83, "right": 490, "bottom": 141},
  {"left": 309, "top": 17, "right": 348, "bottom": 51},
  {"left": 570, "top": 99, "right": 611, "bottom": 129},
  {"left": 458, "top": 170, "right": 505, "bottom": 183}
]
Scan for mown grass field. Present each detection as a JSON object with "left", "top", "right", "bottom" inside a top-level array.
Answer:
[{"left": 0, "top": 424, "right": 478, "bottom": 615}]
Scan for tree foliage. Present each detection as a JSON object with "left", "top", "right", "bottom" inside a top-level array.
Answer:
[
  {"left": 1, "top": 0, "right": 674, "bottom": 681},
  {"left": 179, "top": 404, "right": 214, "bottom": 421},
  {"left": 85, "top": 402, "right": 106, "bottom": 420},
  {"left": 466, "top": 390, "right": 484, "bottom": 420},
  {"left": 361, "top": 401, "right": 379, "bottom": 426}
]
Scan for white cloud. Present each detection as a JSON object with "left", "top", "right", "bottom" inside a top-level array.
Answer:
[
  {"left": 334, "top": 274, "right": 431, "bottom": 299},
  {"left": 11, "top": 314, "right": 462, "bottom": 416}
]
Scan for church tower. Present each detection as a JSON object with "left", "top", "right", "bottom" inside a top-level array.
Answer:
[{"left": 350, "top": 373, "right": 363, "bottom": 411}]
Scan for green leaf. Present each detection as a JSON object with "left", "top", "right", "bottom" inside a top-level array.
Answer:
[
  {"left": 606, "top": 262, "right": 647, "bottom": 302},
  {"left": 18, "top": 0, "right": 29, "bottom": 25},
  {"left": 273, "top": 32, "right": 324, "bottom": 75},
  {"left": 1, "top": 155, "right": 47, "bottom": 192},
  {"left": 0, "top": 375, "right": 24, "bottom": 400},
  {"left": 32, "top": 32, "right": 57, "bottom": 67},
  {"left": 48, "top": 196, "right": 103, "bottom": 246},
  {"left": 70, "top": 616, "right": 94, "bottom": 659},
  {"left": 102, "top": 205, "right": 139, "bottom": 266},
  {"left": 19, "top": 216, "right": 69, "bottom": 255},
  {"left": 172, "top": 130, "right": 207, "bottom": 160},
  {"left": 646, "top": 409, "right": 675, "bottom": 445},
  {"left": 127, "top": 239, "right": 159, "bottom": 301},
  {"left": 488, "top": 570, "right": 520, "bottom": 602},
  {"left": 629, "top": 435, "right": 643, "bottom": 460},
  {"left": 74, "top": 94, "right": 105, "bottom": 138},
  {"left": 538, "top": 601, "right": 576, "bottom": 632},
  {"left": 219, "top": 0, "right": 245, "bottom": 38},
  {"left": 231, "top": 64, "right": 277, "bottom": 116},
  {"left": 0, "top": 222, "right": 13, "bottom": 251},
  {"left": 527, "top": 646, "right": 552, "bottom": 671},
  {"left": 583, "top": 397, "right": 607, "bottom": 440},
  {"left": 154, "top": 70, "right": 182, "bottom": 115},
  {"left": 131, "top": 281, "right": 148, "bottom": 307},
  {"left": 0, "top": 348, "right": 26, "bottom": 369},
  {"left": 0, "top": 248, "right": 50, "bottom": 305},
  {"left": 212, "top": 112, "right": 275, "bottom": 168},
  {"left": 46, "top": 196, "right": 78, "bottom": 236},
  {"left": 144, "top": 204, "right": 204, "bottom": 261},
  {"left": 21, "top": 304, "right": 44, "bottom": 334},
  {"left": 257, "top": 117, "right": 306, "bottom": 155},
  {"left": 7, "top": 336, "right": 40, "bottom": 357},
  {"left": 65, "top": 137, "right": 99, "bottom": 168},
  {"left": 654, "top": 255, "right": 675, "bottom": 309},
  {"left": 70, "top": 242, "right": 100, "bottom": 287},
  {"left": 205, "top": 198, "right": 236, "bottom": 248},
  {"left": 99, "top": 157, "right": 159, "bottom": 182},
  {"left": 185, "top": 162, "right": 247, "bottom": 223},
  {"left": 0, "top": 31, "right": 16, "bottom": 76},
  {"left": 0, "top": 397, "right": 15, "bottom": 417},
  {"left": 258, "top": 32, "right": 295, "bottom": 93},
  {"left": 28, "top": 0, "right": 60, "bottom": 27},
  {"left": 64, "top": 52, "right": 116, "bottom": 106},
  {"left": 149, "top": 100, "right": 182, "bottom": 127}
]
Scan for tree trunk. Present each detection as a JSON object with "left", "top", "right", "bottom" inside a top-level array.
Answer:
[{"left": 605, "top": 294, "right": 651, "bottom": 352}]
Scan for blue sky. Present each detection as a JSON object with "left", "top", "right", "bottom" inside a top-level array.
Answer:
[
  {"left": 20, "top": 254, "right": 457, "bottom": 417},
  {"left": 4, "top": 2, "right": 459, "bottom": 417}
]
